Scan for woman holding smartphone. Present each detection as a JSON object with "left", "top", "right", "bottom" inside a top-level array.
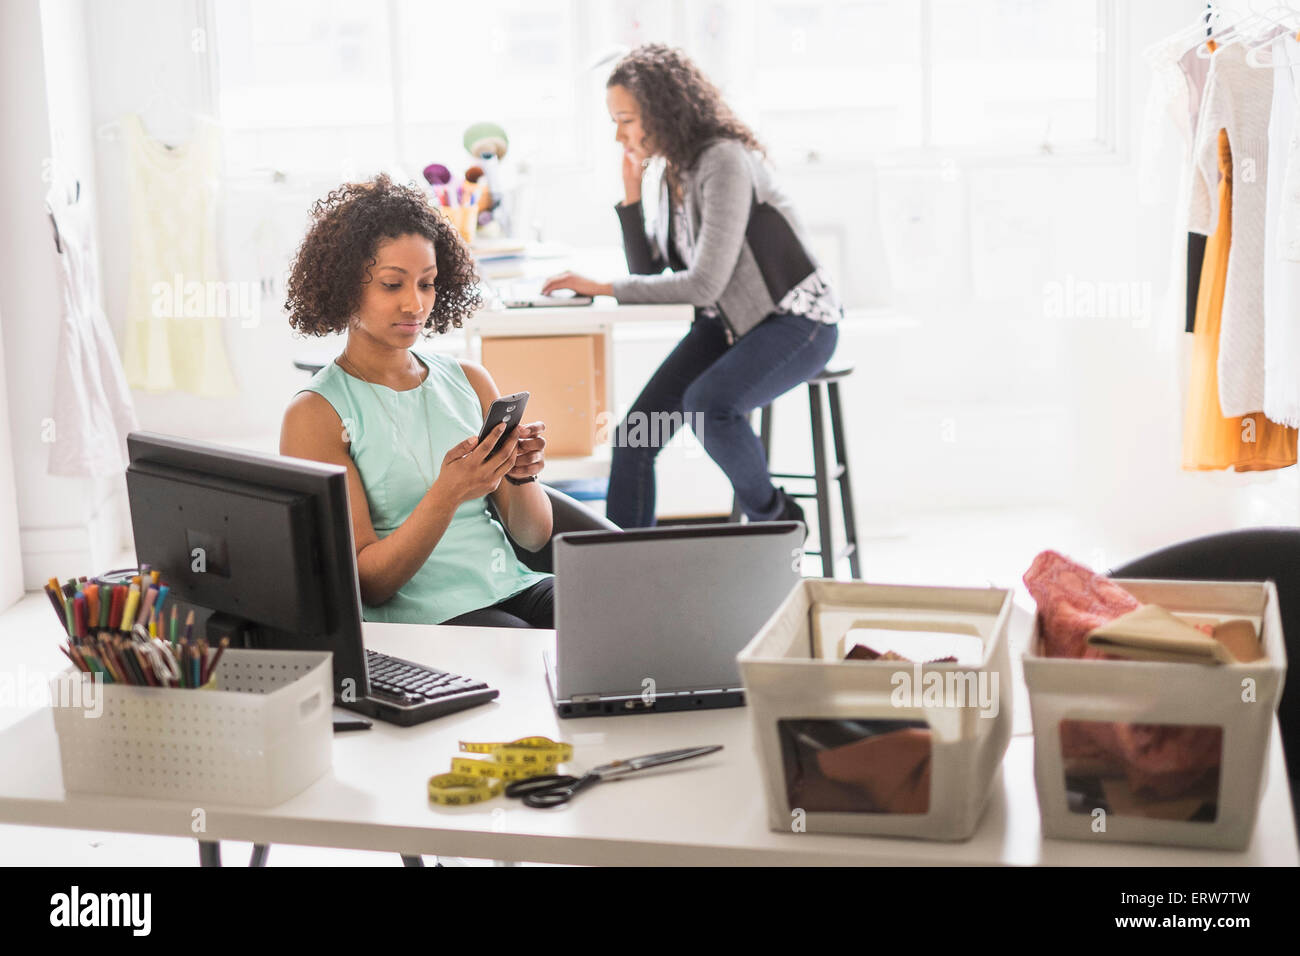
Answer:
[
  {"left": 542, "top": 44, "right": 841, "bottom": 529},
  {"left": 280, "top": 174, "right": 555, "bottom": 628}
]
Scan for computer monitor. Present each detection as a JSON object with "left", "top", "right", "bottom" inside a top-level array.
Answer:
[{"left": 125, "top": 431, "right": 367, "bottom": 701}]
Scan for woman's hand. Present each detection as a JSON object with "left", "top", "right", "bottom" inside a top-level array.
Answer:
[
  {"left": 622, "top": 149, "right": 644, "bottom": 204},
  {"left": 540, "top": 273, "right": 614, "bottom": 297},
  {"left": 507, "top": 422, "right": 547, "bottom": 482},
  {"left": 433, "top": 423, "right": 518, "bottom": 504}
]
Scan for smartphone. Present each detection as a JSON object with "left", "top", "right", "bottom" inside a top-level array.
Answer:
[{"left": 477, "top": 391, "right": 530, "bottom": 457}]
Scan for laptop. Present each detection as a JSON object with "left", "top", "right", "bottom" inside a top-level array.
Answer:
[
  {"left": 499, "top": 280, "right": 594, "bottom": 309},
  {"left": 545, "top": 522, "right": 804, "bottom": 718}
]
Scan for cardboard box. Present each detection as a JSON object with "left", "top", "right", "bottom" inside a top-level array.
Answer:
[
  {"left": 480, "top": 335, "right": 605, "bottom": 457},
  {"left": 737, "top": 580, "right": 1014, "bottom": 840},
  {"left": 1022, "top": 578, "right": 1286, "bottom": 850}
]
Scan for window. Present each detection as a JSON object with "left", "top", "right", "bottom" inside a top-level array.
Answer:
[
  {"left": 394, "top": 0, "right": 583, "bottom": 167},
  {"left": 210, "top": 0, "right": 1116, "bottom": 176},
  {"left": 214, "top": 0, "right": 397, "bottom": 176},
  {"left": 686, "top": 0, "right": 1113, "bottom": 162},
  {"left": 929, "top": 0, "right": 1105, "bottom": 152}
]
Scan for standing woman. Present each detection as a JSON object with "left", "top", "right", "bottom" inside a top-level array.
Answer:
[{"left": 543, "top": 44, "right": 841, "bottom": 529}]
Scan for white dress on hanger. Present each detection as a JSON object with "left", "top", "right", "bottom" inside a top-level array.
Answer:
[
  {"left": 46, "top": 183, "right": 139, "bottom": 478},
  {"left": 1264, "top": 33, "right": 1300, "bottom": 427}
]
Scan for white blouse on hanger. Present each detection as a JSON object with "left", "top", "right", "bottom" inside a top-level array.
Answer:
[
  {"left": 1263, "top": 33, "right": 1300, "bottom": 427},
  {"left": 1190, "top": 42, "right": 1274, "bottom": 418}
]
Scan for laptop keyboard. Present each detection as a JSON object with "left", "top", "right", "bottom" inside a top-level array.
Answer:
[{"left": 365, "top": 648, "right": 490, "bottom": 707}]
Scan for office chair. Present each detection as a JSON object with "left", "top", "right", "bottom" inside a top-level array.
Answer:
[
  {"left": 488, "top": 482, "right": 619, "bottom": 573},
  {"left": 1107, "top": 528, "right": 1299, "bottom": 825}
]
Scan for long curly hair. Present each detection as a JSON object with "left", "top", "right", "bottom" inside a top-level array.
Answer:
[
  {"left": 284, "top": 173, "right": 481, "bottom": 337},
  {"left": 607, "top": 44, "right": 764, "bottom": 200}
]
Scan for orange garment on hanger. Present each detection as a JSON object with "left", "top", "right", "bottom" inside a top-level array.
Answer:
[{"left": 1182, "top": 129, "right": 1297, "bottom": 471}]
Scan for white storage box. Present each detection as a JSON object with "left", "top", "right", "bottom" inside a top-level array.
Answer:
[
  {"left": 1022, "top": 579, "right": 1286, "bottom": 850},
  {"left": 737, "top": 580, "right": 1014, "bottom": 840},
  {"left": 52, "top": 648, "right": 333, "bottom": 807}
]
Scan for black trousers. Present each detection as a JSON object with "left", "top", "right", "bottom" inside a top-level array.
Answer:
[{"left": 442, "top": 578, "right": 554, "bottom": 629}]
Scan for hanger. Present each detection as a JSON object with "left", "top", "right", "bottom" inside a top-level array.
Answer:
[
  {"left": 44, "top": 178, "right": 80, "bottom": 254},
  {"left": 96, "top": 66, "right": 218, "bottom": 144},
  {"left": 1196, "top": 1, "right": 1292, "bottom": 56},
  {"left": 1146, "top": 3, "right": 1229, "bottom": 57},
  {"left": 1244, "top": 1, "right": 1300, "bottom": 65}
]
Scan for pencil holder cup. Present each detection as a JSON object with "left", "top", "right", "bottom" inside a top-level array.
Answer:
[
  {"left": 51, "top": 648, "right": 333, "bottom": 807},
  {"left": 439, "top": 203, "right": 478, "bottom": 245}
]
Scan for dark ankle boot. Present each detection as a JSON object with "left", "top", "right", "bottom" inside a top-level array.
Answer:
[{"left": 775, "top": 487, "right": 809, "bottom": 543}]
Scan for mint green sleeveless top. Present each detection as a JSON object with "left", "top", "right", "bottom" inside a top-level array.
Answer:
[{"left": 298, "top": 351, "right": 550, "bottom": 624}]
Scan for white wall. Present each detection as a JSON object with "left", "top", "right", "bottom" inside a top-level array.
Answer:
[
  {"left": 0, "top": 307, "right": 24, "bottom": 608},
  {"left": 0, "top": 0, "right": 126, "bottom": 592}
]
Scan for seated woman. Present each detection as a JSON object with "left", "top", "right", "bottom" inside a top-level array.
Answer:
[
  {"left": 542, "top": 44, "right": 840, "bottom": 531},
  {"left": 280, "top": 174, "right": 555, "bottom": 628}
]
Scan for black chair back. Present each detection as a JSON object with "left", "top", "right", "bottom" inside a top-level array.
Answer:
[
  {"left": 487, "top": 484, "right": 619, "bottom": 574},
  {"left": 1109, "top": 528, "right": 1299, "bottom": 786}
]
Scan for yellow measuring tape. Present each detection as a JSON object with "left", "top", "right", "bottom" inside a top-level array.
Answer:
[{"left": 427, "top": 736, "right": 574, "bottom": 807}]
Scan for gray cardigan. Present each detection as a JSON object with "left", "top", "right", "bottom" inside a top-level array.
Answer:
[{"left": 610, "top": 139, "right": 822, "bottom": 340}]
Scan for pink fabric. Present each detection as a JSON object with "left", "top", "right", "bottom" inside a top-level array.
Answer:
[
  {"left": 1023, "top": 550, "right": 1223, "bottom": 803},
  {"left": 1022, "top": 550, "right": 1139, "bottom": 659}
]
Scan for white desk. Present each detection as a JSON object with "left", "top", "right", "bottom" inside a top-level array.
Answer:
[{"left": 0, "top": 620, "right": 1294, "bottom": 866}]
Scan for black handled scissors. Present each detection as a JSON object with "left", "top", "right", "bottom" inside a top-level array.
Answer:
[{"left": 504, "top": 745, "right": 723, "bottom": 807}]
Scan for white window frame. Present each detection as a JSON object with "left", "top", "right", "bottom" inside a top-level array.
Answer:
[{"left": 199, "top": 0, "right": 1123, "bottom": 182}]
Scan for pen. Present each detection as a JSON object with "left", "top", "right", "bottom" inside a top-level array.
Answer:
[
  {"left": 136, "top": 584, "right": 158, "bottom": 628},
  {"left": 135, "top": 645, "right": 158, "bottom": 687},
  {"left": 58, "top": 645, "right": 87, "bottom": 673},
  {"left": 108, "top": 584, "right": 125, "bottom": 630},
  {"left": 81, "top": 651, "right": 110, "bottom": 683},
  {"left": 203, "top": 637, "right": 229, "bottom": 686},
  {"left": 121, "top": 584, "right": 140, "bottom": 633},
  {"left": 43, "top": 581, "right": 65, "bottom": 625}
]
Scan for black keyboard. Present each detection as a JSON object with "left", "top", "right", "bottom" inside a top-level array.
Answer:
[{"left": 356, "top": 649, "right": 500, "bottom": 726}]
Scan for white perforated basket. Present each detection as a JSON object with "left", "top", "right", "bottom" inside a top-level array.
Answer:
[{"left": 51, "top": 649, "right": 333, "bottom": 807}]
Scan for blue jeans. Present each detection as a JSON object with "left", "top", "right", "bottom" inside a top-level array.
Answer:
[{"left": 607, "top": 311, "right": 839, "bottom": 528}]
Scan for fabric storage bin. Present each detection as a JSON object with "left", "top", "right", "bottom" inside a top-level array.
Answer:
[
  {"left": 737, "top": 580, "right": 1014, "bottom": 840},
  {"left": 52, "top": 648, "right": 333, "bottom": 807},
  {"left": 1022, "top": 579, "right": 1286, "bottom": 850}
]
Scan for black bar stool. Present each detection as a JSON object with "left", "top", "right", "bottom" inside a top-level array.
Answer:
[{"left": 730, "top": 366, "right": 861, "bottom": 579}]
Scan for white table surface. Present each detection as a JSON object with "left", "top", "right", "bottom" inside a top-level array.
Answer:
[
  {"left": 0, "top": 618, "right": 1295, "bottom": 866},
  {"left": 468, "top": 299, "right": 691, "bottom": 336}
]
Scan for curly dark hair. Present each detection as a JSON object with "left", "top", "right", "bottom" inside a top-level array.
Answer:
[
  {"left": 607, "top": 43, "right": 764, "bottom": 200},
  {"left": 284, "top": 172, "right": 481, "bottom": 336}
]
